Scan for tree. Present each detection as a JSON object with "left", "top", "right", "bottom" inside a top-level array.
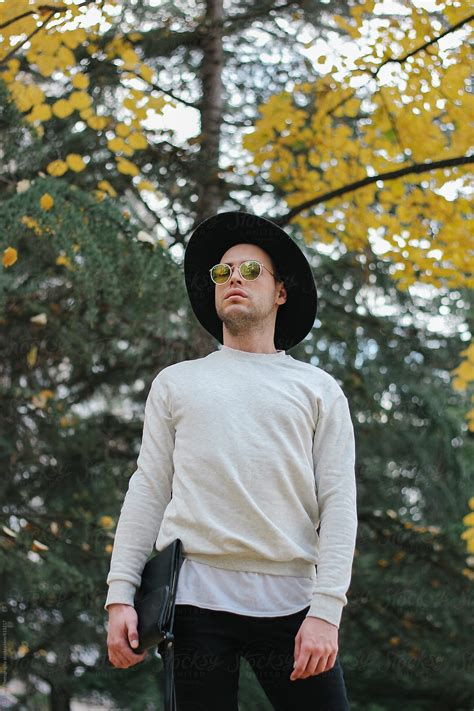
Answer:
[
  {"left": 1, "top": 1, "right": 473, "bottom": 708},
  {"left": 240, "top": 1, "right": 473, "bottom": 420}
]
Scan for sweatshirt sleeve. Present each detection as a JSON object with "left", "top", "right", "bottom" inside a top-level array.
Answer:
[
  {"left": 307, "top": 392, "right": 358, "bottom": 629},
  {"left": 104, "top": 375, "right": 175, "bottom": 611}
]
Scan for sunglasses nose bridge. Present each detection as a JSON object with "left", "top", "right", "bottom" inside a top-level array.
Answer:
[
  {"left": 229, "top": 264, "right": 243, "bottom": 282},
  {"left": 220, "top": 264, "right": 244, "bottom": 284}
]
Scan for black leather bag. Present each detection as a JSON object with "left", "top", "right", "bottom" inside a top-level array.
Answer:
[{"left": 133, "top": 538, "right": 184, "bottom": 711}]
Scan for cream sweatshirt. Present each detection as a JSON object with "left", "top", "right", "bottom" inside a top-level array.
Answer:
[{"left": 104, "top": 344, "right": 358, "bottom": 628}]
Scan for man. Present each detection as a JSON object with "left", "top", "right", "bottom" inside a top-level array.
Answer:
[{"left": 105, "top": 211, "right": 358, "bottom": 710}]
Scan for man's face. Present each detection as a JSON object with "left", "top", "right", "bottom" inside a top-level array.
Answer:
[{"left": 214, "top": 243, "right": 287, "bottom": 336}]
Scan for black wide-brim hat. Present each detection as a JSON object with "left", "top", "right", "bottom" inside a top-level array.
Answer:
[{"left": 184, "top": 211, "right": 318, "bottom": 351}]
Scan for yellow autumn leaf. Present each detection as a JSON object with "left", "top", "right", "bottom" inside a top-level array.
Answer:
[
  {"left": 27, "top": 346, "right": 38, "bottom": 368},
  {"left": 128, "top": 132, "right": 147, "bottom": 149},
  {"left": 453, "top": 360, "right": 474, "bottom": 386},
  {"left": 56, "top": 253, "right": 73, "bottom": 269},
  {"left": 47, "top": 159, "right": 68, "bottom": 176},
  {"left": 116, "top": 157, "right": 139, "bottom": 176},
  {"left": 28, "top": 103, "right": 52, "bottom": 122},
  {"left": 137, "top": 180, "right": 156, "bottom": 191},
  {"left": 66, "top": 154, "right": 86, "bottom": 172},
  {"left": 72, "top": 72, "right": 90, "bottom": 89},
  {"left": 79, "top": 110, "right": 94, "bottom": 124},
  {"left": 3, "top": 247, "right": 18, "bottom": 268},
  {"left": 108, "top": 137, "right": 126, "bottom": 153},
  {"left": 36, "top": 56, "right": 56, "bottom": 77},
  {"left": 5, "top": 58, "right": 20, "bottom": 79},
  {"left": 138, "top": 64, "right": 154, "bottom": 83},
  {"left": 123, "top": 97, "right": 136, "bottom": 111},
  {"left": 99, "top": 515, "right": 115, "bottom": 529},
  {"left": 121, "top": 143, "right": 135, "bottom": 157},
  {"left": 8, "top": 81, "right": 35, "bottom": 112},
  {"left": 69, "top": 91, "right": 92, "bottom": 110},
  {"left": 87, "top": 115, "right": 109, "bottom": 130},
  {"left": 116, "top": 122, "right": 131, "bottom": 137},
  {"left": 459, "top": 344, "right": 474, "bottom": 362},
  {"left": 17, "top": 643, "right": 29, "bottom": 657},
  {"left": 121, "top": 49, "right": 140, "bottom": 67},
  {"left": 39, "top": 193, "right": 54, "bottom": 211},
  {"left": 27, "top": 84, "right": 45, "bottom": 106},
  {"left": 463, "top": 512, "right": 474, "bottom": 527},
  {"left": 52, "top": 99, "right": 74, "bottom": 118},
  {"left": 39, "top": 389, "right": 54, "bottom": 405},
  {"left": 56, "top": 46, "right": 76, "bottom": 70},
  {"left": 97, "top": 180, "right": 117, "bottom": 197},
  {"left": 21, "top": 216, "right": 42, "bottom": 235},
  {"left": 62, "top": 28, "right": 87, "bottom": 49}
]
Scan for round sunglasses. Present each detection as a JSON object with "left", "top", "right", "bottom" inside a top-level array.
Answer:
[{"left": 209, "top": 260, "right": 276, "bottom": 285}]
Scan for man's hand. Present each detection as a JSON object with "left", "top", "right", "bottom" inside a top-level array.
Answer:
[
  {"left": 290, "top": 616, "right": 338, "bottom": 681},
  {"left": 107, "top": 603, "right": 148, "bottom": 668}
]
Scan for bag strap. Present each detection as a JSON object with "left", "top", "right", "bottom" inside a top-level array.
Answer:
[
  {"left": 158, "top": 545, "right": 183, "bottom": 711},
  {"left": 158, "top": 572, "right": 182, "bottom": 711},
  {"left": 158, "top": 632, "right": 176, "bottom": 711}
]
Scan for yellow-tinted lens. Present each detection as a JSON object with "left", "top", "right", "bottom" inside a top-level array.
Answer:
[
  {"left": 211, "top": 264, "right": 231, "bottom": 283},
  {"left": 240, "top": 261, "right": 261, "bottom": 279}
]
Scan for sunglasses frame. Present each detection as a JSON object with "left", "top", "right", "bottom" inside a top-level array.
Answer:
[{"left": 209, "top": 260, "right": 276, "bottom": 285}]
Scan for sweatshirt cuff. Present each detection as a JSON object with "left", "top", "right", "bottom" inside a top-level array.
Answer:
[
  {"left": 306, "top": 593, "right": 344, "bottom": 629},
  {"left": 104, "top": 580, "right": 137, "bottom": 612}
]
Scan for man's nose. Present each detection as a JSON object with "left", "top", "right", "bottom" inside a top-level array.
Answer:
[{"left": 228, "top": 265, "right": 243, "bottom": 284}]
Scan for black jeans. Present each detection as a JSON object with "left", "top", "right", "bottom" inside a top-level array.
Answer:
[{"left": 172, "top": 604, "right": 350, "bottom": 711}]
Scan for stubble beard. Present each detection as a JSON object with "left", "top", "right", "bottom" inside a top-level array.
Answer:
[{"left": 217, "top": 298, "right": 275, "bottom": 337}]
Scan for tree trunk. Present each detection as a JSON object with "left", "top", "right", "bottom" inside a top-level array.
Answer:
[
  {"left": 50, "top": 684, "right": 71, "bottom": 711},
  {"left": 196, "top": 0, "right": 224, "bottom": 222}
]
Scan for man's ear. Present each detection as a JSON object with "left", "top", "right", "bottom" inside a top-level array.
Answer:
[{"left": 277, "top": 283, "right": 287, "bottom": 304}]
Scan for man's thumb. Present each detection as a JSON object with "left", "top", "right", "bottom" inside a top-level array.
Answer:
[{"left": 128, "top": 627, "right": 139, "bottom": 648}]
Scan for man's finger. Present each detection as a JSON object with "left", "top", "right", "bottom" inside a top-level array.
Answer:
[
  {"left": 306, "top": 651, "right": 328, "bottom": 678},
  {"left": 290, "top": 649, "right": 311, "bottom": 680}
]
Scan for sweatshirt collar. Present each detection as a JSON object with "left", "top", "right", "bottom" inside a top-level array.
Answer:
[{"left": 218, "top": 344, "right": 287, "bottom": 359}]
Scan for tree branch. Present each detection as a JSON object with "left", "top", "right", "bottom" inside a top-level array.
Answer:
[
  {"left": 372, "top": 13, "right": 474, "bottom": 77},
  {"left": 0, "top": 6, "right": 66, "bottom": 31},
  {"left": 0, "top": 0, "right": 94, "bottom": 31},
  {"left": 0, "top": 11, "right": 55, "bottom": 66},
  {"left": 123, "top": 69, "right": 199, "bottom": 109},
  {"left": 274, "top": 154, "right": 474, "bottom": 227}
]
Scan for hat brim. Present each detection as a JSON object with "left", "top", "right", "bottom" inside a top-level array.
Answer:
[{"left": 184, "top": 211, "right": 318, "bottom": 351}]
